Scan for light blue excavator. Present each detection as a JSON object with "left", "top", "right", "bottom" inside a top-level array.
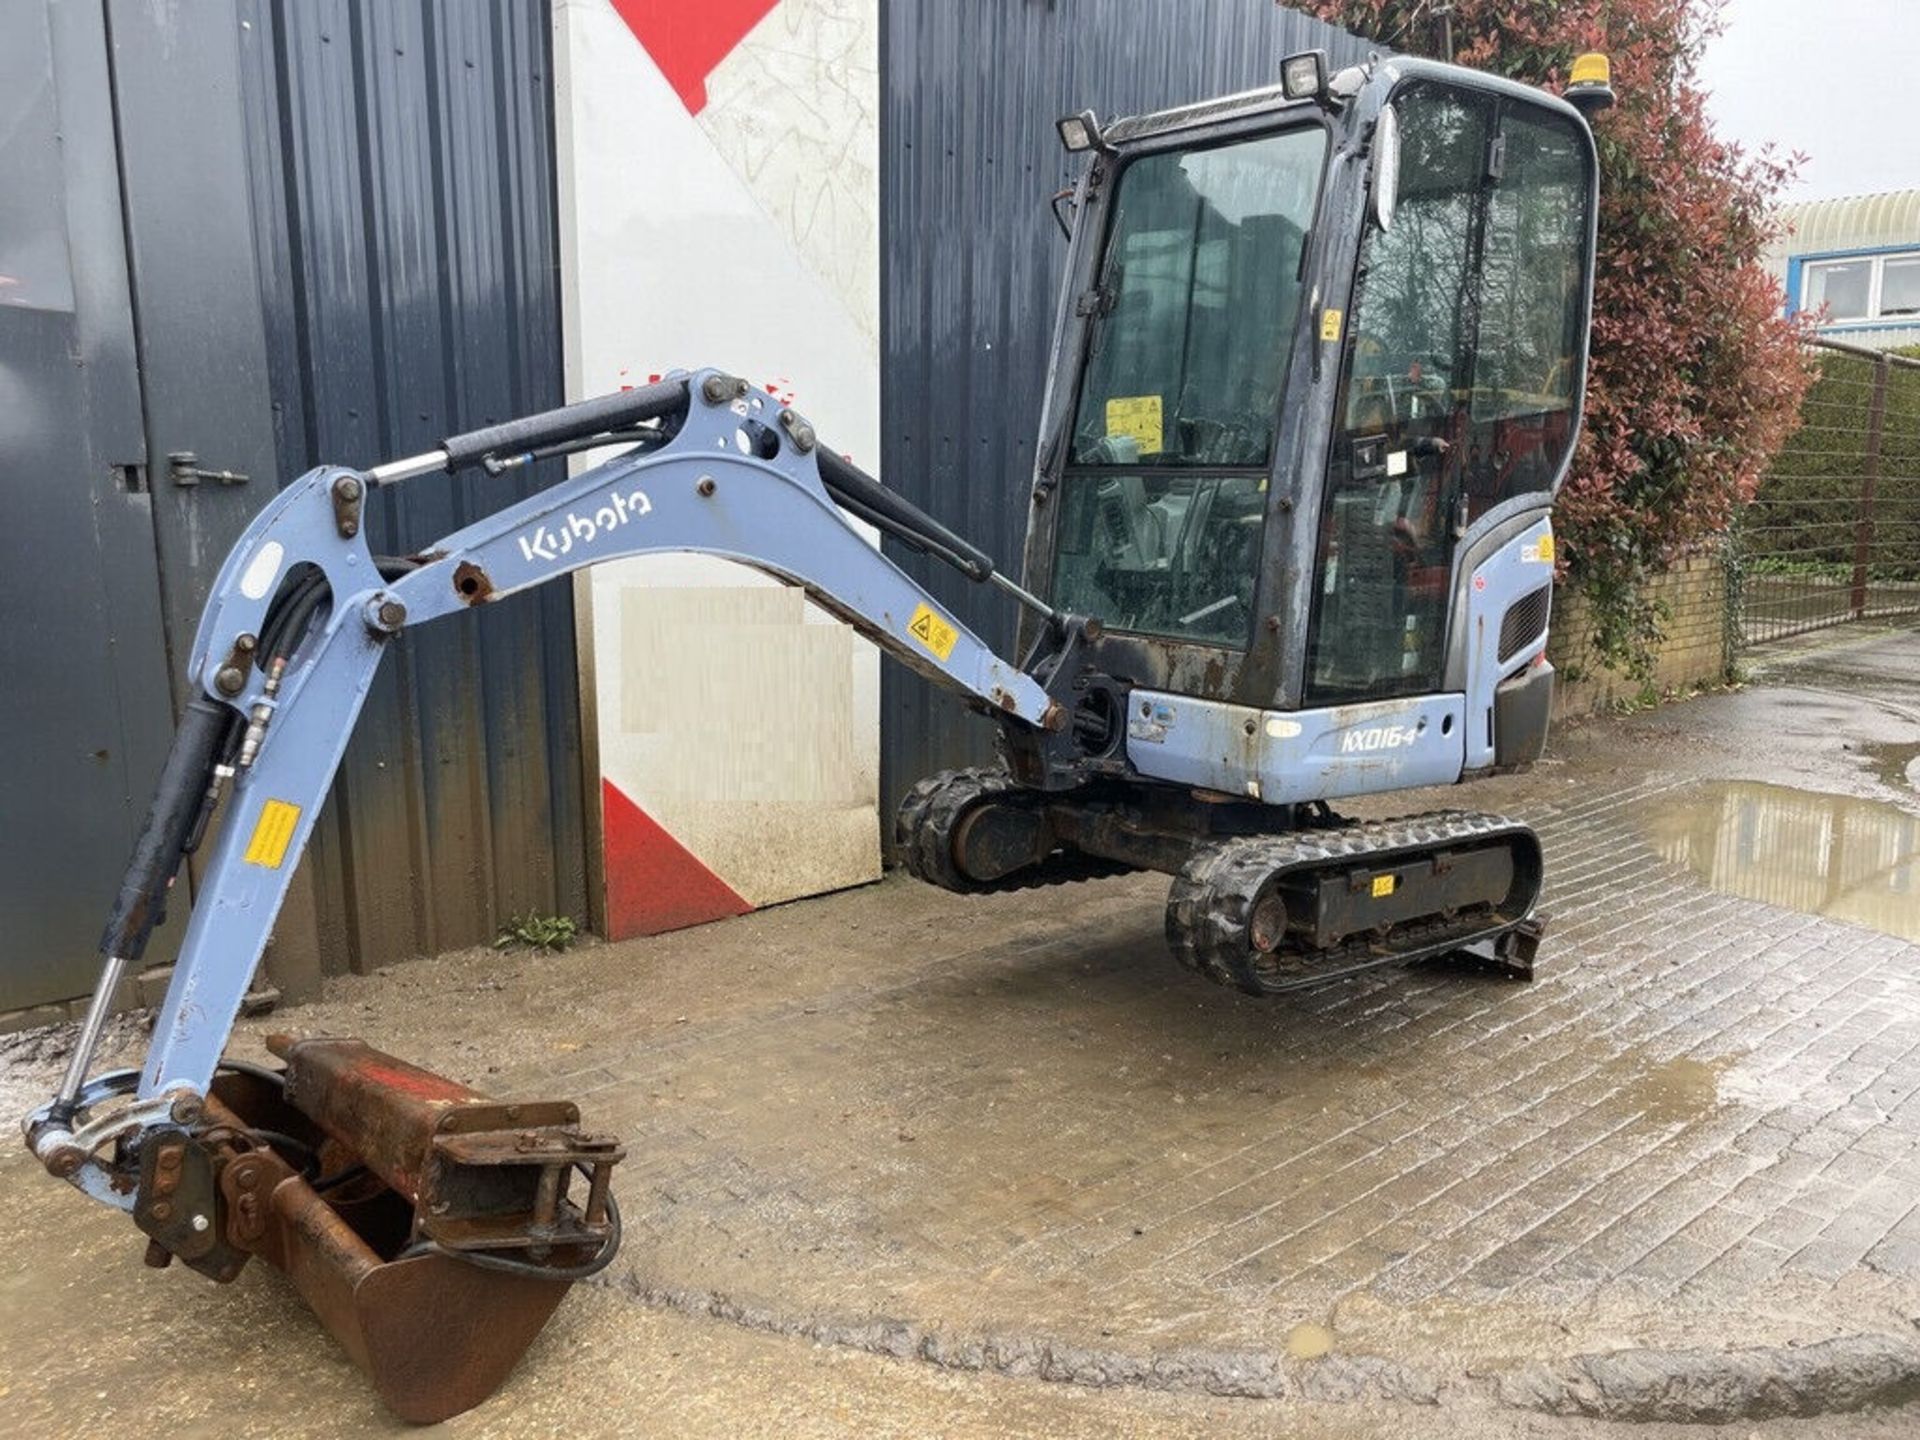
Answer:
[{"left": 26, "top": 49, "right": 1611, "bottom": 1423}]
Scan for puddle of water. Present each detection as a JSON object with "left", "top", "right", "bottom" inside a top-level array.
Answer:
[
  {"left": 1284, "top": 1321, "right": 1335, "bottom": 1359},
  {"left": 1642, "top": 781, "right": 1920, "bottom": 943},
  {"left": 1622, "top": 1055, "right": 1726, "bottom": 1124}
]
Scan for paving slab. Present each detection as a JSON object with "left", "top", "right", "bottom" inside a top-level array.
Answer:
[{"left": 4, "top": 623, "right": 1919, "bottom": 1434}]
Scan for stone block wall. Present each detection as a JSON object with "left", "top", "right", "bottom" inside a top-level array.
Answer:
[{"left": 1549, "top": 555, "right": 1731, "bottom": 718}]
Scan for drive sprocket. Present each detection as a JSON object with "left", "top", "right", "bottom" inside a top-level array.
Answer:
[{"left": 895, "top": 766, "right": 1135, "bottom": 894}]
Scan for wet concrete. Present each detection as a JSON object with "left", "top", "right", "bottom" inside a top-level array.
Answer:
[
  {"left": 1862, "top": 740, "right": 1920, "bottom": 793},
  {"left": 4, "top": 624, "right": 1920, "bottom": 1435},
  {"left": 3, "top": 1164, "right": 1913, "bottom": 1440},
  {"left": 1618, "top": 1055, "right": 1729, "bottom": 1126},
  {"left": 1566, "top": 621, "right": 1920, "bottom": 812}
]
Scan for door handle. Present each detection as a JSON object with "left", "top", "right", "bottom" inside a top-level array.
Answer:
[{"left": 168, "top": 451, "right": 250, "bottom": 487}]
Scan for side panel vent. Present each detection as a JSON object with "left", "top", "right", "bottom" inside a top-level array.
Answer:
[{"left": 1498, "top": 585, "right": 1552, "bottom": 663}]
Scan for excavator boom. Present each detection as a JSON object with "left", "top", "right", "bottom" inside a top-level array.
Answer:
[{"left": 24, "top": 369, "right": 1085, "bottom": 1421}]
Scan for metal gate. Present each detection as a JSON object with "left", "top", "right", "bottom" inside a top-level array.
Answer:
[
  {"left": 1737, "top": 339, "right": 1920, "bottom": 645},
  {"left": 0, "top": 0, "right": 585, "bottom": 1018}
]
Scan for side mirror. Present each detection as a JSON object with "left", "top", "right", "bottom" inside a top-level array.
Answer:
[{"left": 1369, "top": 105, "right": 1400, "bottom": 232}]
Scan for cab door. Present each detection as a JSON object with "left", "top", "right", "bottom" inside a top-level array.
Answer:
[{"left": 1306, "top": 82, "right": 1592, "bottom": 705}]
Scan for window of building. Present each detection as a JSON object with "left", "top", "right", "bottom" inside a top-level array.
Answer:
[
  {"left": 1800, "top": 250, "right": 1920, "bottom": 325},
  {"left": 1883, "top": 255, "right": 1920, "bottom": 319}
]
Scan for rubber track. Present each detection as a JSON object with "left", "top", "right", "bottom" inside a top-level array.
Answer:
[
  {"left": 1165, "top": 810, "right": 1539, "bottom": 996},
  {"left": 896, "top": 767, "right": 1136, "bottom": 894}
]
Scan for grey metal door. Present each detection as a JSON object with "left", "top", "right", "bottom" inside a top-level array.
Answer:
[
  {"left": 0, "top": 0, "right": 178, "bottom": 1013},
  {"left": 1, "top": 0, "right": 585, "bottom": 1016}
]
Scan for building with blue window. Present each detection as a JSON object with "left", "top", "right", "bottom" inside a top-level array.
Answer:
[{"left": 1767, "top": 189, "right": 1920, "bottom": 350}]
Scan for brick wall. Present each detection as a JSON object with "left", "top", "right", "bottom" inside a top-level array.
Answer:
[{"left": 1548, "top": 554, "right": 1731, "bottom": 717}]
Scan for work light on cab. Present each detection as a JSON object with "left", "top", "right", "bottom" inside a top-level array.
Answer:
[
  {"left": 1281, "top": 49, "right": 1327, "bottom": 104},
  {"left": 1056, "top": 109, "right": 1105, "bottom": 153}
]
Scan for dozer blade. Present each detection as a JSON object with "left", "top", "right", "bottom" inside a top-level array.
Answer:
[{"left": 153, "top": 1037, "right": 623, "bottom": 1424}]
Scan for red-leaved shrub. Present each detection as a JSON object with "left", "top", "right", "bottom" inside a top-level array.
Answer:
[{"left": 1299, "top": 0, "right": 1814, "bottom": 673}]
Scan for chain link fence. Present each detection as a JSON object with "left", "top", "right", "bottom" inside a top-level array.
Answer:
[{"left": 1733, "top": 338, "right": 1920, "bottom": 646}]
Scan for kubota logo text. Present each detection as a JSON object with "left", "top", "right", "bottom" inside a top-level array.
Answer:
[{"left": 517, "top": 487, "right": 652, "bottom": 564}]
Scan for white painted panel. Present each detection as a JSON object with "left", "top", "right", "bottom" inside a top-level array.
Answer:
[{"left": 553, "top": 0, "right": 881, "bottom": 916}]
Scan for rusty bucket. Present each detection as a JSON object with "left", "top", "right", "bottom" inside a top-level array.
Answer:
[{"left": 136, "top": 1037, "right": 623, "bottom": 1423}]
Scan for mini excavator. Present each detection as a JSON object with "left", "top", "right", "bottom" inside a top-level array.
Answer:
[{"left": 27, "top": 51, "right": 1611, "bottom": 1422}]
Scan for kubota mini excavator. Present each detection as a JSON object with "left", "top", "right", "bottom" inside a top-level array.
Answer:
[{"left": 26, "top": 50, "right": 1612, "bottom": 1422}]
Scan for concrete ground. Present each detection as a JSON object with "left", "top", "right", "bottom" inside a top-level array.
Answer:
[{"left": 4, "top": 622, "right": 1920, "bottom": 1436}]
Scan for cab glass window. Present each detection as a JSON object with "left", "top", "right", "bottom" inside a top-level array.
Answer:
[
  {"left": 1307, "top": 85, "right": 1592, "bottom": 704},
  {"left": 1342, "top": 89, "right": 1589, "bottom": 516},
  {"left": 1050, "top": 126, "right": 1326, "bottom": 648},
  {"left": 1050, "top": 472, "right": 1270, "bottom": 645},
  {"left": 1470, "top": 112, "right": 1589, "bottom": 436},
  {"left": 1071, "top": 129, "right": 1325, "bottom": 468}
]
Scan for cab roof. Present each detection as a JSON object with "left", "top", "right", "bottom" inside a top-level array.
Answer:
[{"left": 1098, "top": 54, "right": 1586, "bottom": 147}]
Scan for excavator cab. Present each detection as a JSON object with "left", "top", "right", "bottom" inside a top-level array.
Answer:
[
  {"left": 1019, "top": 55, "right": 1596, "bottom": 729},
  {"left": 903, "top": 53, "right": 1602, "bottom": 988}
]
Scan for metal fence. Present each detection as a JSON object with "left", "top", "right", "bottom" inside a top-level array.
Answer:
[{"left": 1735, "top": 339, "right": 1920, "bottom": 645}]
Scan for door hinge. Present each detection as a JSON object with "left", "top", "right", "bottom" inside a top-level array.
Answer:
[{"left": 1073, "top": 287, "right": 1115, "bottom": 318}]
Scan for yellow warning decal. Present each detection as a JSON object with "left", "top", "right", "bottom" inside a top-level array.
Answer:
[
  {"left": 1320, "top": 307, "right": 1344, "bottom": 342},
  {"left": 1370, "top": 874, "right": 1397, "bottom": 899},
  {"left": 1104, "top": 394, "right": 1163, "bottom": 455},
  {"left": 907, "top": 603, "right": 960, "bottom": 662},
  {"left": 243, "top": 799, "right": 302, "bottom": 870}
]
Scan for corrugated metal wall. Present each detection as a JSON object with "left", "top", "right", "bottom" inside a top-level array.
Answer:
[
  {"left": 235, "top": 0, "right": 587, "bottom": 992},
  {"left": 877, "top": 0, "right": 1375, "bottom": 828},
  {"left": 2, "top": 0, "right": 584, "bottom": 1018}
]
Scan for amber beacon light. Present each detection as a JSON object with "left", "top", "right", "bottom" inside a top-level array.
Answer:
[{"left": 1564, "top": 52, "right": 1616, "bottom": 116}]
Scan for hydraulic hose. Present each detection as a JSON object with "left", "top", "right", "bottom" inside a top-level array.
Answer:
[
  {"left": 53, "top": 548, "right": 345, "bottom": 1122},
  {"left": 434, "top": 377, "right": 1006, "bottom": 596},
  {"left": 816, "top": 449, "right": 997, "bottom": 583}
]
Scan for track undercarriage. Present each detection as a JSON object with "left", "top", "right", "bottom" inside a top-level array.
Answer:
[{"left": 898, "top": 768, "right": 1546, "bottom": 995}]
